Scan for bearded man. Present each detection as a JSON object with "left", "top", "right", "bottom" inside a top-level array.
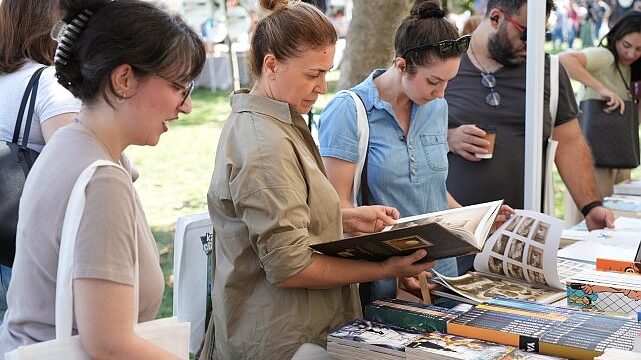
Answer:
[{"left": 444, "top": 0, "right": 612, "bottom": 248}]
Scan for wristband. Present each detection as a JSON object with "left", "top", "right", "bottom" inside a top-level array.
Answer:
[{"left": 581, "top": 200, "right": 603, "bottom": 217}]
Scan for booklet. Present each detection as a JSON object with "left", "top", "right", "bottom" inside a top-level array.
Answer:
[
  {"left": 311, "top": 200, "right": 503, "bottom": 262},
  {"left": 431, "top": 210, "right": 592, "bottom": 304}
]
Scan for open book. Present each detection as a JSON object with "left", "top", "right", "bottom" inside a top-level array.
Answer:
[
  {"left": 432, "top": 210, "right": 592, "bottom": 304},
  {"left": 311, "top": 200, "right": 503, "bottom": 262}
]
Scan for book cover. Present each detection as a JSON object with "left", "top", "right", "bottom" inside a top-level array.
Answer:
[
  {"left": 363, "top": 298, "right": 462, "bottom": 334},
  {"left": 566, "top": 269, "right": 641, "bottom": 316},
  {"left": 405, "top": 332, "right": 563, "bottom": 360},
  {"left": 432, "top": 210, "right": 572, "bottom": 305},
  {"left": 311, "top": 201, "right": 502, "bottom": 262},
  {"left": 327, "top": 318, "right": 423, "bottom": 357}
]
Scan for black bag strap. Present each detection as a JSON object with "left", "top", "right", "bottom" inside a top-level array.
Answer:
[{"left": 12, "top": 66, "right": 47, "bottom": 146}]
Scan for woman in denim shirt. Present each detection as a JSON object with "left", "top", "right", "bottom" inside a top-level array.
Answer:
[{"left": 320, "top": 0, "right": 492, "bottom": 306}]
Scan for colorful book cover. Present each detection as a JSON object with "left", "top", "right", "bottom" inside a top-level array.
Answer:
[
  {"left": 364, "top": 298, "right": 461, "bottom": 334},
  {"left": 327, "top": 318, "right": 423, "bottom": 356},
  {"left": 406, "top": 333, "right": 563, "bottom": 360},
  {"left": 566, "top": 269, "right": 641, "bottom": 316}
]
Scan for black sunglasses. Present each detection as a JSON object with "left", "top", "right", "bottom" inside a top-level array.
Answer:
[
  {"left": 402, "top": 35, "right": 472, "bottom": 59},
  {"left": 481, "top": 73, "right": 501, "bottom": 108}
]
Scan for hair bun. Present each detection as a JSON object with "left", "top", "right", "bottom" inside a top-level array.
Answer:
[
  {"left": 409, "top": 0, "right": 444, "bottom": 18},
  {"left": 419, "top": 9, "right": 445, "bottom": 18}
]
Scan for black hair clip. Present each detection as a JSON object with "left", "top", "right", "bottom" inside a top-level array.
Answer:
[
  {"left": 51, "top": 9, "right": 94, "bottom": 66},
  {"left": 419, "top": 9, "right": 445, "bottom": 19}
]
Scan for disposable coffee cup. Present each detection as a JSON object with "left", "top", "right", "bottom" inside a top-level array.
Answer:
[{"left": 475, "top": 124, "right": 496, "bottom": 159}]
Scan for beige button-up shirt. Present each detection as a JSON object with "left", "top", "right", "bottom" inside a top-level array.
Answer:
[{"left": 207, "top": 91, "right": 361, "bottom": 359}]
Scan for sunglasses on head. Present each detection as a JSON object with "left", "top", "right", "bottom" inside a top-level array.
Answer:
[{"left": 401, "top": 35, "right": 472, "bottom": 59}]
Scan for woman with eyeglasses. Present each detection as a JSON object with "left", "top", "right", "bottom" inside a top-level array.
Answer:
[
  {"left": 559, "top": 11, "right": 641, "bottom": 199},
  {"left": 0, "top": 0, "right": 205, "bottom": 357},
  {"left": 319, "top": 0, "right": 511, "bottom": 307},
  {"left": 205, "top": 0, "right": 436, "bottom": 358}
]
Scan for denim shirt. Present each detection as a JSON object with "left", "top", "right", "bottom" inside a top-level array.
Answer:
[
  {"left": 319, "top": 69, "right": 456, "bottom": 277},
  {"left": 319, "top": 69, "right": 449, "bottom": 216}
]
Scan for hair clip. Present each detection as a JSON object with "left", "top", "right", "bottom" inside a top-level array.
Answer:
[
  {"left": 50, "top": 20, "right": 67, "bottom": 42},
  {"left": 52, "top": 9, "right": 95, "bottom": 67},
  {"left": 419, "top": 9, "right": 445, "bottom": 19}
]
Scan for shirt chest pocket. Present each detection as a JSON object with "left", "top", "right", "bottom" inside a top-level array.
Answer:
[{"left": 420, "top": 133, "right": 448, "bottom": 171}]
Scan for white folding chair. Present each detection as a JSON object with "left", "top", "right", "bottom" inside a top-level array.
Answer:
[{"left": 172, "top": 212, "right": 212, "bottom": 354}]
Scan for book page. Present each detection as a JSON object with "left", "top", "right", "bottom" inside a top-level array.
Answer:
[
  {"left": 432, "top": 271, "right": 567, "bottom": 304},
  {"left": 473, "top": 210, "right": 565, "bottom": 290},
  {"left": 384, "top": 200, "right": 502, "bottom": 248}
]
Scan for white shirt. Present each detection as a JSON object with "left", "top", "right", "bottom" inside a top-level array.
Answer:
[{"left": 0, "top": 60, "right": 81, "bottom": 152}]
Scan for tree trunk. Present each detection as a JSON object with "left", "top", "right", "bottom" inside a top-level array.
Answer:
[{"left": 337, "top": 0, "right": 407, "bottom": 90}]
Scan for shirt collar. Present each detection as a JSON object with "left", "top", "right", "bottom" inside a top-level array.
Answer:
[{"left": 230, "top": 90, "right": 295, "bottom": 124}]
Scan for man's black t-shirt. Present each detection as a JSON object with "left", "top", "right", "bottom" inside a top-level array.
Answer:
[{"left": 445, "top": 53, "right": 578, "bottom": 209}]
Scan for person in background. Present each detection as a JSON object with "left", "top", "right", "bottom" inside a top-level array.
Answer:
[
  {"left": 462, "top": 14, "right": 483, "bottom": 36},
  {"left": 0, "top": 0, "right": 205, "bottom": 357},
  {"left": 559, "top": 11, "right": 641, "bottom": 198},
  {"left": 0, "top": 0, "right": 81, "bottom": 322},
  {"left": 204, "top": 0, "right": 435, "bottom": 358},
  {"left": 445, "top": 0, "right": 613, "bottom": 243}
]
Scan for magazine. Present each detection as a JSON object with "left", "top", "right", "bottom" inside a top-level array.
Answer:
[
  {"left": 311, "top": 200, "right": 503, "bottom": 262},
  {"left": 432, "top": 210, "right": 592, "bottom": 304}
]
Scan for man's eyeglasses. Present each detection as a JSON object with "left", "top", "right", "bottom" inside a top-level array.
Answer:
[
  {"left": 159, "top": 76, "right": 195, "bottom": 107},
  {"left": 499, "top": 9, "right": 527, "bottom": 42},
  {"left": 401, "top": 35, "right": 472, "bottom": 59},
  {"left": 481, "top": 73, "right": 501, "bottom": 108}
]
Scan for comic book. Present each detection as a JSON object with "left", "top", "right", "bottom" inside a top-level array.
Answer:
[
  {"left": 566, "top": 269, "right": 641, "bottom": 316},
  {"left": 432, "top": 210, "right": 592, "bottom": 304}
]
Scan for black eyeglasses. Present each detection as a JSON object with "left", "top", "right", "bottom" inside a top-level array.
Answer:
[
  {"left": 481, "top": 73, "right": 501, "bottom": 108},
  {"left": 158, "top": 76, "right": 195, "bottom": 107},
  {"left": 401, "top": 35, "right": 472, "bottom": 59}
]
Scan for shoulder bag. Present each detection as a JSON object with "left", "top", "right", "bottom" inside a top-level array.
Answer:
[
  {"left": 335, "top": 90, "right": 369, "bottom": 207},
  {"left": 0, "top": 67, "right": 46, "bottom": 266},
  {"left": 5, "top": 160, "right": 190, "bottom": 359},
  {"left": 578, "top": 64, "right": 640, "bottom": 169}
]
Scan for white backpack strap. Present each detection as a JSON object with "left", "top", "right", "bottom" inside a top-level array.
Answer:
[
  {"left": 55, "top": 159, "right": 131, "bottom": 339},
  {"left": 336, "top": 90, "right": 368, "bottom": 207},
  {"left": 549, "top": 54, "right": 559, "bottom": 138}
]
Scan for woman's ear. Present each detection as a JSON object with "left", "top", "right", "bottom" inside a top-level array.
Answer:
[
  {"left": 263, "top": 54, "right": 278, "bottom": 80},
  {"left": 110, "top": 64, "right": 136, "bottom": 99},
  {"left": 394, "top": 57, "right": 407, "bottom": 73}
]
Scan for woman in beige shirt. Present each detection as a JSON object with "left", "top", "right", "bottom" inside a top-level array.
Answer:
[
  {"left": 205, "top": 0, "right": 436, "bottom": 359},
  {"left": 0, "top": 0, "right": 205, "bottom": 358}
]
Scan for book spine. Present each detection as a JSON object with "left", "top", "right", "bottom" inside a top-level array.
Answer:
[
  {"left": 538, "top": 342, "right": 602, "bottom": 360},
  {"left": 364, "top": 305, "right": 449, "bottom": 333},
  {"left": 446, "top": 321, "right": 525, "bottom": 348}
]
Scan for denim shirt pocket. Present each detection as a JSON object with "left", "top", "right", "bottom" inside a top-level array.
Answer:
[{"left": 420, "top": 133, "right": 448, "bottom": 171}]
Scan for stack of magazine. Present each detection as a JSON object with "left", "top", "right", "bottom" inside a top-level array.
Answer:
[{"left": 326, "top": 319, "right": 421, "bottom": 360}]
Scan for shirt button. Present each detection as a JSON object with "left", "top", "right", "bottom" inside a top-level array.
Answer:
[
  {"left": 411, "top": 168, "right": 417, "bottom": 175},
  {"left": 410, "top": 156, "right": 416, "bottom": 162},
  {"left": 399, "top": 135, "right": 406, "bottom": 141},
  {"left": 408, "top": 144, "right": 413, "bottom": 150}
]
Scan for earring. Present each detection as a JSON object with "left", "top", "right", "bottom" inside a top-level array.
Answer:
[{"left": 116, "top": 94, "right": 126, "bottom": 104}]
